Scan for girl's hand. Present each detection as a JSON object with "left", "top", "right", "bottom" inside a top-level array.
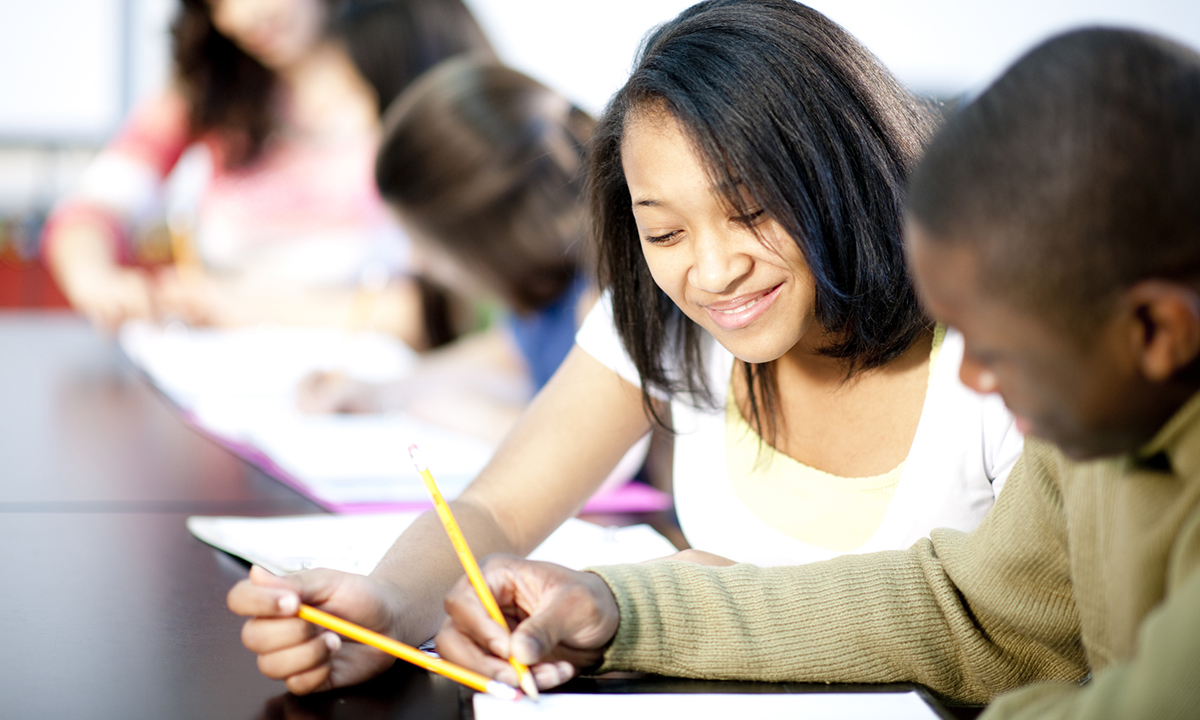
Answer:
[
  {"left": 65, "top": 266, "right": 155, "bottom": 332},
  {"left": 295, "top": 371, "right": 383, "bottom": 414},
  {"left": 153, "top": 269, "right": 233, "bottom": 327},
  {"left": 227, "top": 565, "right": 400, "bottom": 694},
  {"left": 435, "top": 555, "right": 620, "bottom": 691}
]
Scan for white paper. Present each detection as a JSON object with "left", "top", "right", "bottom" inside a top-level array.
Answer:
[
  {"left": 187, "top": 514, "right": 680, "bottom": 576},
  {"left": 119, "top": 322, "right": 494, "bottom": 505},
  {"left": 474, "top": 691, "right": 942, "bottom": 720}
]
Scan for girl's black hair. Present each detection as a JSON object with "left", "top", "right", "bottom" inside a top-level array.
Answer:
[
  {"left": 589, "top": 0, "right": 937, "bottom": 439},
  {"left": 171, "top": 0, "right": 492, "bottom": 168}
]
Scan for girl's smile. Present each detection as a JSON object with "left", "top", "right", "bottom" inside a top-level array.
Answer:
[{"left": 702, "top": 283, "right": 784, "bottom": 330}]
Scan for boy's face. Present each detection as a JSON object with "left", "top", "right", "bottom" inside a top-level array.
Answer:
[{"left": 907, "top": 220, "right": 1148, "bottom": 460}]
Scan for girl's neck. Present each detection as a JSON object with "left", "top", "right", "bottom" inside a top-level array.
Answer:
[
  {"left": 734, "top": 325, "right": 936, "bottom": 476},
  {"left": 273, "top": 41, "right": 379, "bottom": 138}
]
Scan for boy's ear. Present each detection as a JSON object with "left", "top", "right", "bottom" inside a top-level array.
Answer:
[{"left": 1124, "top": 280, "right": 1200, "bottom": 383}]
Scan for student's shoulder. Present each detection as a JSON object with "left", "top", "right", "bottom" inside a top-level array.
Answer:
[{"left": 108, "top": 89, "right": 193, "bottom": 177}]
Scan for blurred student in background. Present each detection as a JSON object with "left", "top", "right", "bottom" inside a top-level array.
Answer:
[
  {"left": 299, "top": 57, "right": 609, "bottom": 447},
  {"left": 43, "top": 0, "right": 491, "bottom": 347}
]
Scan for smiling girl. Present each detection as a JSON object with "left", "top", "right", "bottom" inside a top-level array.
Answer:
[
  {"left": 581, "top": 0, "right": 1023, "bottom": 564},
  {"left": 228, "top": 0, "right": 1021, "bottom": 695},
  {"left": 44, "top": 0, "right": 491, "bottom": 341}
]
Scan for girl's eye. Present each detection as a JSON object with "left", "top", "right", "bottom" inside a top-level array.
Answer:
[
  {"left": 644, "top": 230, "right": 680, "bottom": 244},
  {"left": 733, "top": 209, "right": 765, "bottom": 226}
]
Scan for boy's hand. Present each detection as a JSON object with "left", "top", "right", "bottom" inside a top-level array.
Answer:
[
  {"left": 435, "top": 555, "right": 620, "bottom": 690},
  {"left": 227, "top": 565, "right": 399, "bottom": 694}
]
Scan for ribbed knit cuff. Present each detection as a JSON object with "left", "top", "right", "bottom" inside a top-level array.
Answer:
[{"left": 586, "top": 563, "right": 680, "bottom": 674}]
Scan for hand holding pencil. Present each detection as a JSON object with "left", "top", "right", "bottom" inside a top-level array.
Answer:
[
  {"left": 228, "top": 565, "right": 406, "bottom": 695},
  {"left": 434, "top": 553, "right": 622, "bottom": 691},
  {"left": 228, "top": 564, "right": 520, "bottom": 699}
]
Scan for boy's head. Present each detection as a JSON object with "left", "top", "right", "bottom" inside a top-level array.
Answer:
[{"left": 907, "top": 28, "right": 1200, "bottom": 460}]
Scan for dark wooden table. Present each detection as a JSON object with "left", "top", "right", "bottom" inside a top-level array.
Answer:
[{"left": 0, "top": 311, "right": 981, "bottom": 719}]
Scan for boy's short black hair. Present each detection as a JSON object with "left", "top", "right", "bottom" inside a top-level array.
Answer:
[{"left": 909, "top": 28, "right": 1200, "bottom": 338}]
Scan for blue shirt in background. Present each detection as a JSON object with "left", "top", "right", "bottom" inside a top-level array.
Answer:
[{"left": 507, "top": 273, "right": 589, "bottom": 392}]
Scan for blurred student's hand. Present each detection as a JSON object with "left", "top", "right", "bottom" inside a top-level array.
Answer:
[
  {"left": 227, "top": 565, "right": 400, "bottom": 694},
  {"left": 153, "top": 269, "right": 238, "bottom": 327},
  {"left": 64, "top": 266, "right": 156, "bottom": 333},
  {"left": 435, "top": 555, "right": 619, "bottom": 691},
  {"left": 296, "top": 371, "right": 383, "bottom": 414}
]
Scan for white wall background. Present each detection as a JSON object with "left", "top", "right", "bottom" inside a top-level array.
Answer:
[
  {"left": 0, "top": 0, "right": 174, "bottom": 143},
  {"left": 463, "top": 0, "right": 1200, "bottom": 112},
  {"left": 0, "top": 0, "right": 1197, "bottom": 214},
  {"left": 2, "top": 0, "right": 1198, "bottom": 141}
]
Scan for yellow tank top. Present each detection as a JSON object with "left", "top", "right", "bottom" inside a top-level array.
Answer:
[{"left": 725, "top": 326, "right": 945, "bottom": 552}]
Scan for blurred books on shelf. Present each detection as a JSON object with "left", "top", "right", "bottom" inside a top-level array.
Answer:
[{"left": 0, "top": 213, "right": 69, "bottom": 309}]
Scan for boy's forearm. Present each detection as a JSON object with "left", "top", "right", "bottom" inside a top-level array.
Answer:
[
  {"left": 589, "top": 546, "right": 1002, "bottom": 697},
  {"left": 588, "top": 450, "right": 1088, "bottom": 703}
]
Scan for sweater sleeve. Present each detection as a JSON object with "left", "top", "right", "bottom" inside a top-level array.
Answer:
[{"left": 588, "top": 442, "right": 1089, "bottom": 704}]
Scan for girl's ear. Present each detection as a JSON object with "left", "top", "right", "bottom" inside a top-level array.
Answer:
[{"left": 1125, "top": 280, "right": 1200, "bottom": 383}]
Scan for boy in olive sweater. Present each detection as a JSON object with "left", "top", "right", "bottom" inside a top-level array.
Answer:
[{"left": 433, "top": 27, "right": 1200, "bottom": 719}]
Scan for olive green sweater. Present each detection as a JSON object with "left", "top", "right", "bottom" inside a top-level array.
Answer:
[{"left": 590, "top": 392, "right": 1200, "bottom": 719}]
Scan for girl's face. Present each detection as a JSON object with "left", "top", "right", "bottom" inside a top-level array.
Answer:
[
  {"left": 622, "top": 109, "right": 820, "bottom": 364},
  {"left": 208, "top": 0, "right": 327, "bottom": 70}
]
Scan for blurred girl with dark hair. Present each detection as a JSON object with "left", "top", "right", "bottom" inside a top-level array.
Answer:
[
  {"left": 228, "top": 0, "right": 1021, "bottom": 694},
  {"left": 300, "top": 57, "right": 649, "bottom": 476},
  {"left": 44, "top": 0, "right": 491, "bottom": 346}
]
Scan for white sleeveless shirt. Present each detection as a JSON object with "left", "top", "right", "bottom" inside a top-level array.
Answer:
[{"left": 576, "top": 292, "right": 1022, "bottom": 567}]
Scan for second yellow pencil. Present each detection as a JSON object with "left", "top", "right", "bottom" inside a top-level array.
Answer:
[
  {"left": 296, "top": 604, "right": 517, "bottom": 700},
  {"left": 408, "top": 444, "right": 541, "bottom": 701}
]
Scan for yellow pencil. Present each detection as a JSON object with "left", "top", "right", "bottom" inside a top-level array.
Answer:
[
  {"left": 408, "top": 444, "right": 541, "bottom": 702},
  {"left": 296, "top": 604, "right": 518, "bottom": 700},
  {"left": 166, "top": 210, "right": 204, "bottom": 280},
  {"left": 344, "top": 262, "right": 389, "bottom": 336}
]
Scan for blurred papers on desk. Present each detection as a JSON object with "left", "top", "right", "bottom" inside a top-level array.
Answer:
[
  {"left": 475, "top": 691, "right": 944, "bottom": 719},
  {"left": 118, "top": 321, "right": 671, "bottom": 513},
  {"left": 187, "top": 513, "right": 679, "bottom": 576}
]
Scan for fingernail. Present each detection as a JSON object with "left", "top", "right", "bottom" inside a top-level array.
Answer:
[
  {"left": 323, "top": 632, "right": 341, "bottom": 653},
  {"left": 489, "top": 639, "right": 507, "bottom": 658},
  {"left": 277, "top": 593, "right": 299, "bottom": 615}
]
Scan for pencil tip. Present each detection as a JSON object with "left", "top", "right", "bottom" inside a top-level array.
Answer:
[{"left": 519, "top": 673, "right": 540, "bottom": 702}]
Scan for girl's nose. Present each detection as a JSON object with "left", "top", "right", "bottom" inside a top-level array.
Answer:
[{"left": 689, "top": 228, "right": 752, "bottom": 294}]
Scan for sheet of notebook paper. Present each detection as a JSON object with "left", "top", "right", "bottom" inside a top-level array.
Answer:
[
  {"left": 119, "top": 321, "right": 494, "bottom": 506},
  {"left": 474, "top": 691, "right": 943, "bottom": 720},
  {"left": 187, "top": 514, "right": 679, "bottom": 576}
]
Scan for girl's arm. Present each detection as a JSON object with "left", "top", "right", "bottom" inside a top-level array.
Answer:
[
  {"left": 153, "top": 271, "right": 430, "bottom": 350},
  {"left": 45, "top": 215, "right": 154, "bottom": 331},
  {"left": 44, "top": 91, "right": 191, "bottom": 331},
  {"left": 227, "top": 345, "right": 654, "bottom": 694},
  {"left": 297, "top": 327, "right": 532, "bottom": 444}
]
